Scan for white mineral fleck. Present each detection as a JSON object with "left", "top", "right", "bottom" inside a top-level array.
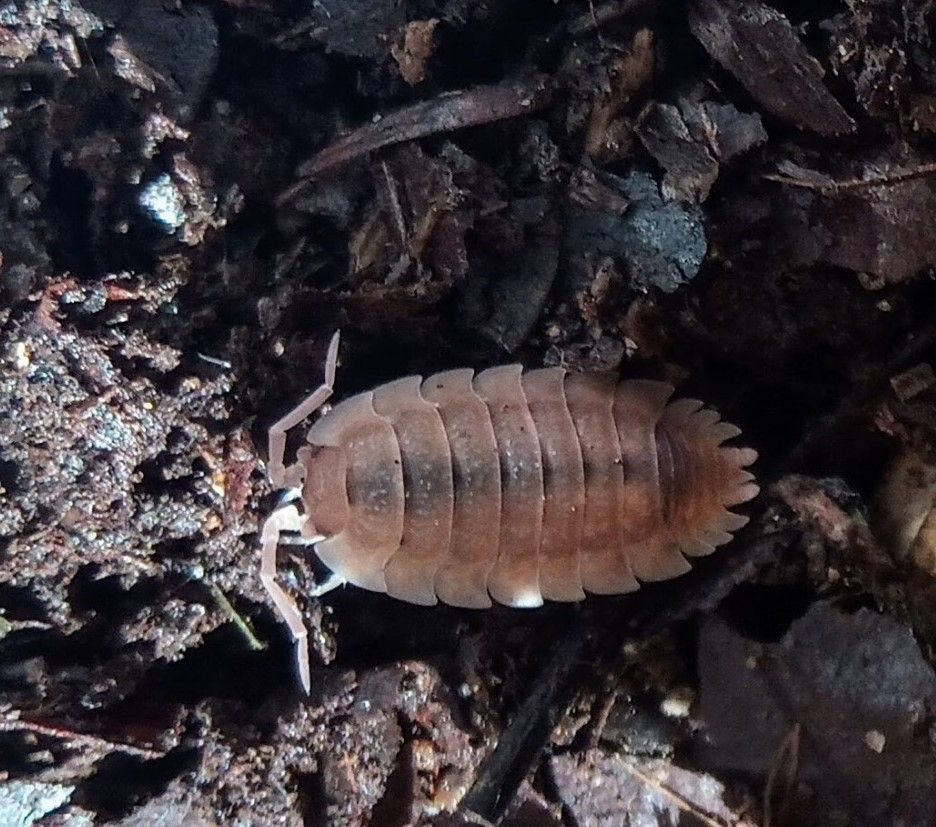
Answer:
[{"left": 138, "top": 174, "right": 186, "bottom": 233}]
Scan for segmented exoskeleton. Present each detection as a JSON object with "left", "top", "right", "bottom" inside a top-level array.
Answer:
[{"left": 262, "top": 334, "right": 758, "bottom": 690}]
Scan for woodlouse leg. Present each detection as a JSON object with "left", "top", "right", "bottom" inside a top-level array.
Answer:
[
  {"left": 267, "top": 331, "right": 341, "bottom": 488},
  {"left": 260, "top": 503, "right": 313, "bottom": 693}
]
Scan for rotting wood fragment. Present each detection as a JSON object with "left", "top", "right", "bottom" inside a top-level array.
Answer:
[
  {"left": 696, "top": 602, "right": 936, "bottom": 824},
  {"left": 583, "top": 28, "right": 655, "bottom": 164},
  {"left": 275, "top": 0, "right": 404, "bottom": 59},
  {"left": 457, "top": 196, "right": 560, "bottom": 353},
  {"left": 288, "top": 75, "right": 554, "bottom": 186},
  {"left": 889, "top": 363, "right": 936, "bottom": 403},
  {"left": 552, "top": 752, "right": 740, "bottom": 827},
  {"left": 391, "top": 19, "right": 439, "bottom": 85},
  {"left": 765, "top": 154, "right": 936, "bottom": 284},
  {"left": 687, "top": 0, "right": 856, "bottom": 136},
  {"left": 635, "top": 98, "right": 766, "bottom": 202},
  {"left": 876, "top": 447, "right": 936, "bottom": 573},
  {"left": 635, "top": 102, "right": 719, "bottom": 202}
]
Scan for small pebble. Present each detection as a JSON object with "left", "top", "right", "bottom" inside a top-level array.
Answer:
[
  {"left": 864, "top": 729, "right": 886, "bottom": 753},
  {"left": 139, "top": 174, "right": 186, "bottom": 233}
]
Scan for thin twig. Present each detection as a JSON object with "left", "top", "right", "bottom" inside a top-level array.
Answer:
[
  {"left": 0, "top": 714, "right": 166, "bottom": 760},
  {"left": 281, "top": 74, "right": 553, "bottom": 196},
  {"left": 764, "top": 724, "right": 801, "bottom": 827},
  {"left": 209, "top": 583, "right": 266, "bottom": 652},
  {"left": 623, "top": 759, "right": 740, "bottom": 827},
  {"left": 568, "top": 0, "right": 655, "bottom": 35},
  {"left": 196, "top": 352, "right": 233, "bottom": 369},
  {"left": 583, "top": 681, "right": 620, "bottom": 752},
  {"left": 764, "top": 162, "right": 936, "bottom": 193},
  {"left": 380, "top": 161, "right": 409, "bottom": 249}
]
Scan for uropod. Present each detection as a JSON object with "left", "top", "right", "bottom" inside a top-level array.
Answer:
[{"left": 261, "top": 333, "right": 758, "bottom": 691}]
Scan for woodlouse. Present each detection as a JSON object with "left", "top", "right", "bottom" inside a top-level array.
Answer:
[{"left": 261, "top": 333, "right": 758, "bottom": 690}]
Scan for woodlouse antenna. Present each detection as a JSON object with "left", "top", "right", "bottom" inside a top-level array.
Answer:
[
  {"left": 261, "top": 331, "right": 341, "bottom": 693},
  {"left": 267, "top": 331, "right": 341, "bottom": 488}
]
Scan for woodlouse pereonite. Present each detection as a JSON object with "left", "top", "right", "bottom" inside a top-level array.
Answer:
[{"left": 261, "top": 333, "right": 758, "bottom": 690}]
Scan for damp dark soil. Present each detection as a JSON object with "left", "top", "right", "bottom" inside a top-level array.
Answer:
[{"left": 3, "top": 2, "right": 936, "bottom": 825}]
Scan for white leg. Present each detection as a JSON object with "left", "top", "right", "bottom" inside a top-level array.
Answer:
[
  {"left": 260, "top": 503, "right": 313, "bottom": 693},
  {"left": 277, "top": 486, "right": 303, "bottom": 505},
  {"left": 267, "top": 330, "right": 341, "bottom": 488}
]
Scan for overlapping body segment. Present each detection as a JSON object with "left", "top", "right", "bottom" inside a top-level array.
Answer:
[
  {"left": 295, "top": 365, "right": 758, "bottom": 608},
  {"left": 371, "top": 376, "right": 453, "bottom": 605},
  {"left": 521, "top": 368, "right": 586, "bottom": 602},
  {"left": 422, "top": 368, "right": 501, "bottom": 608}
]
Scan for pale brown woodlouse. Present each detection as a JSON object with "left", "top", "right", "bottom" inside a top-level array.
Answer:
[{"left": 261, "top": 333, "right": 758, "bottom": 690}]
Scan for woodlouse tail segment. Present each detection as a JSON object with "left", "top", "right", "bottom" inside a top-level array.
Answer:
[{"left": 656, "top": 399, "right": 758, "bottom": 564}]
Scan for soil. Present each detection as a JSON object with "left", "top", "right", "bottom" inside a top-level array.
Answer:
[{"left": 2, "top": 1, "right": 936, "bottom": 825}]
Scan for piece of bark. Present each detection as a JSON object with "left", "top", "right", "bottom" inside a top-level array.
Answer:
[
  {"left": 291, "top": 75, "right": 553, "bottom": 184},
  {"left": 458, "top": 196, "right": 560, "bottom": 354},
  {"left": 391, "top": 19, "right": 439, "bottom": 85},
  {"left": 768, "top": 155, "right": 936, "bottom": 284},
  {"left": 584, "top": 28, "right": 655, "bottom": 164},
  {"left": 276, "top": 0, "right": 404, "bottom": 59},
  {"left": 687, "top": 0, "right": 856, "bottom": 136},
  {"left": 682, "top": 100, "right": 768, "bottom": 163},
  {"left": 635, "top": 102, "right": 719, "bottom": 202},
  {"left": 552, "top": 752, "right": 741, "bottom": 826},
  {"left": 696, "top": 603, "right": 936, "bottom": 825},
  {"left": 636, "top": 98, "right": 767, "bottom": 201}
]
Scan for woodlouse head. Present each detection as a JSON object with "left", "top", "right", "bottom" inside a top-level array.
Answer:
[{"left": 297, "top": 444, "right": 349, "bottom": 539}]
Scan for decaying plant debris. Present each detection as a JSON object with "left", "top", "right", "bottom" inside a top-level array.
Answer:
[{"left": 2, "top": 1, "right": 936, "bottom": 824}]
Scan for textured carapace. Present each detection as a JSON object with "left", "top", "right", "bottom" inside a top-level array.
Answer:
[{"left": 261, "top": 333, "right": 758, "bottom": 690}]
